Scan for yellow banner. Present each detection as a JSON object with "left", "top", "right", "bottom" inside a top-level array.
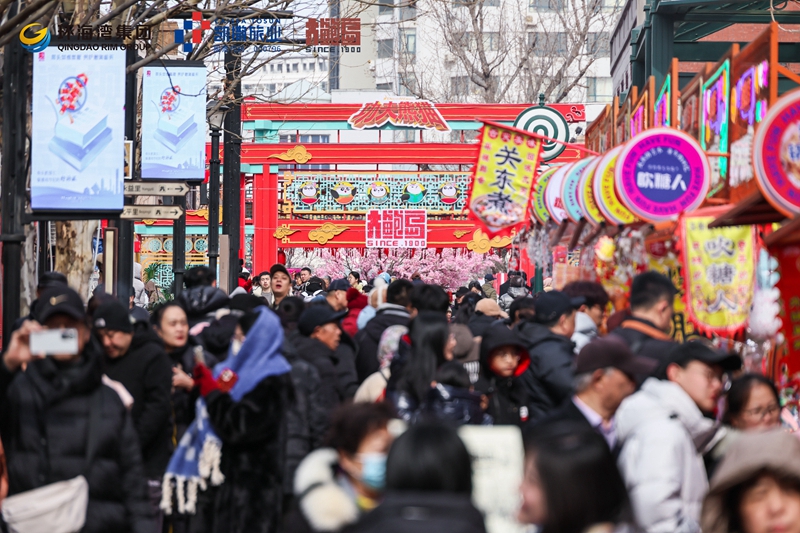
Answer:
[
  {"left": 681, "top": 209, "right": 756, "bottom": 335},
  {"left": 468, "top": 123, "right": 542, "bottom": 237}
]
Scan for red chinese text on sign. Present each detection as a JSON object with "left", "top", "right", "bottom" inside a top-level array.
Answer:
[{"left": 366, "top": 209, "right": 428, "bottom": 248}]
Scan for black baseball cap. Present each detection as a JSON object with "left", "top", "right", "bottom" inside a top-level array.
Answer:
[
  {"left": 93, "top": 300, "right": 135, "bottom": 333},
  {"left": 576, "top": 336, "right": 658, "bottom": 378},
  {"left": 298, "top": 305, "right": 347, "bottom": 336},
  {"left": 657, "top": 341, "right": 742, "bottom": 378},
  {"left": 36, "top": 286, "right": 85, "bottom": 323},
  {"left": 455, "top": 287, "right": 470, "bottom": 299},
  {"left": 270, "top": 263, "right": 290, "bottom": 278},
  {"left": 37, "top": 271, "right": 68, "bottom": 291},
  {"left": 328, "top": 278, "right": 350, "bottom": 292},
  {"left": 534, "top": 291, "right": 585, "bottom": 324}
]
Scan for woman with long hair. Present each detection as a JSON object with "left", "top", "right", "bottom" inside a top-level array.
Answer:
[
  {"left": 385, "top": 312, "right": 451, "bottom": 421},
  {"left": 519, "top": 422, "right": 635, "bottom": 533}
]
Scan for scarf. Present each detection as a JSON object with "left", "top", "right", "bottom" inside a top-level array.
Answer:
[{"left": 161, "top": 307, "right": 291, "bottom": 515}]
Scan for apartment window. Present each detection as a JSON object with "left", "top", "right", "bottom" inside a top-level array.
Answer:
[
  {"left": 466, "top": 32, "right": 500, "bottom": 51},
  {"left": 451, "top": 76, "right": 470, "bottom": 95},
  {"left": 400, "top": 0, "right": 417, "bottom": 20},
  {"left": 277, "top": 63, "right": 283, "bottom": 72},
  {"left": 270, "top": 64, "right": 275, "bottom": 72},
  {"left": 277, "top": 135, "right": 330, "bottom": 170},
  {"left": 376, "top": 82, "right": 393, "bottom": 90},
  {"left": 529, "top": 0, "right": 564, "bottom": 10},
  {"left": 399, "top": 73, "right": 417, "bottom": 95},
  {"left": 401, "top": 29, "right": 416, "bottom": 55},
  {"left": 396, "top": 130, "right": 416, "bottom": 142},
  {"left": 310, "top": 62, "right": 315, "bottom": 71},
  {"left": 587, "top": 32, "right": 610, "bottom": 57},
  {"left": 378, "top": 39, "right": 394, "bottom": 58},
  {"left": 268, "top": 83, "right": 277, "bottom": 93},
  {"left": 378, "top": 0, "right": 394, "bottom": 15},
  {"left": 292, "top": 63, "right": 299, "bottom": 72},
  {"left": 303, "top": 63, "right": 307, "bottom": 71},
  {"left": 322, "top": 81, "right": 328, "bottom": 92},
  {"left": 587, "top": 77, "right": 612, "bottom": 102}
]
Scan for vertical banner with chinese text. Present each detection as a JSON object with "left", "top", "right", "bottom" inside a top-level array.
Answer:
[
  {"left": 680, "top": 206, "right": 756, "bottom": 336},
  {"left": 775, "top": 245, "right": 800, "bottom": 375},
  {"left": 467, "top": 122, "right": 542, "bottom": 237}
]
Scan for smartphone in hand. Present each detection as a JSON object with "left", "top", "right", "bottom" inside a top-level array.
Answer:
[{"left": 29, "top": 329, "right": 79, "bottom": 356}]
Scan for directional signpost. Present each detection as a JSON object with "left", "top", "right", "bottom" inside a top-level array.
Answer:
[
  {"left": 124, "top": 182, "right": 190, "bottom": 196},
  {"left": 121, "top": 206, "right": 184, "bottom": 220}
]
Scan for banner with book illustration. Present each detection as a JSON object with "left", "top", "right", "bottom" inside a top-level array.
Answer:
[
  {"left": 680, "top": 206, "right": 757, "bottom": 336},
  {"left": 31, "top": 48, "right": 126, "bottom": 211},
  {"left": 141, "top": 64, "right": 207, "bottom": 180},
  {"left": 467, "top": 121, "right": 543, "bottom": 237}
]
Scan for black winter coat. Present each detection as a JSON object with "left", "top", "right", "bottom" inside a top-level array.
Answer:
[
  {"left": 281, "top": 337, "right": 328, "bottom": 497},
  {"left": 611, "top": 317, "right": 676, "bottom": 367},
  {"left": 197, "top": 374, "right": 292, "bottom": 533},
  {"left": 475, "top": 324, "right": 530, "bottom": 426},
  {"left": 467, "top": 312, "right": 495, "bottom": 338},
  {"left": 335, "top": 331, "right": 359, "bottom": 400},
  {"left": 289, "top": 332, "right": 342, "bottom": 412},
  {"left": 353, "top": 305, "right": 410, "bottom": 383},
  {"left": 166, "top": 338, "right": 219, "bottom": 441},
  {"left": 515, "top": 320, "right": 575, "bottom": 422},
  {"left": 343, "top": 492, "right": 487, "bottom": 533},
  {"left": 421, "top": 384, "right": 488, "bottom": 426},
  {"left": 177, "top": 285, "right": 230, "bottom": 327},
  {"left": 0, "top": 339, "right": 154, "bottom": 533},
  {"left": 103, "top": 323, "right": 173, "bottom": 479}
]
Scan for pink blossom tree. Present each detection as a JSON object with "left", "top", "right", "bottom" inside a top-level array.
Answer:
[{"left": 314, "top": 249, "right": 498, "bottom": 291}]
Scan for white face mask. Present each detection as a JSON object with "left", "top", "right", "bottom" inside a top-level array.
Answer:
[{"left": 231, "top": 338, "right": 243, "bottom": 356}]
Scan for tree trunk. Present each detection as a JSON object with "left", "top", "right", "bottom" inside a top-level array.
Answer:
[
  {"left": 19, "top": 223, "right": 36, "bottom": 316},
  {"left": 55, "top": 220, "right": 99, "bottom": 302}
]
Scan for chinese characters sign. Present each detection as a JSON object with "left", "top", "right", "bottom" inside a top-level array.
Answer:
[
  {"left": 366, "top": 209, "right": 427, "bottom": 248},
  {"left": 468, "top": 123, "right": 543, "bottom": 236},
  {"left": 753, "top": 88, "right": 800, "bottom": 218},
  {"left": 211, "top": 17, "right": 283, "bottom": 53},
  {"left": 701, "top": 60, "right": 731, "bottom": 197},
  {"left": 616, "top": 128, "right": 710, "bottom": 223},
  {"left": 776, "top": 245, "right": 800, "bottom": 373},
  {"left": 141, "top": 66, "right": 207, "bottom": 180},
  {"left": 680, "top": 208, "right": 755, "bottom": 336},
  {"left": 306, "top": 18, "right": 361, "bottom": 47},
  {"left": 31, "top": 48, "right": 125, "bottom": 212},
  {"left": 348, "top": 101, "right": 450, "bottom": 132},
  {"left": 593, "top": 146, "right": 636, "bottom": 225}
]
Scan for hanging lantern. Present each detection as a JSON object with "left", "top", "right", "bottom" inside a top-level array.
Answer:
[{"left": 277, "top": 250, "right": 286, "bottom": 264}]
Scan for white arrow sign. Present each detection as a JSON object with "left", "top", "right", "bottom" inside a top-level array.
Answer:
[
  {"left": 121, "top": 206, "right": 184, "bottom": 220},
  {"left": 124, "top": 182, "right": 190, "bottom": 196}
]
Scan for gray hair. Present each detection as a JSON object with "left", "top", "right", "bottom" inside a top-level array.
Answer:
[{"left": 572, "top": 367, "right": 615, "bottom": 393}]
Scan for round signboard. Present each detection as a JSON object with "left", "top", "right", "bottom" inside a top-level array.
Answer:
[
  {"left": 753, "top": 88, "right": 800, "bottom": 218},
  {"left": 514, "top": 106, "right": 570, "bottom": 161},
  {"left": 593, "top": 145, "right": 637, "bottom": 225},
  {"left": 561, "top": 158, "right": 594, "bottom": 224},
  {"left": 532, "top": 166, "right": 561, "bottom": 224},
  {"left": 578, "top": 157, "right": 605, "bottom": 227},
  {"left": 546, "top": 164, "right": 571, "bottom": 224},
  {"left": 616, "top": 128, "right": 710, "bottom": 222}
]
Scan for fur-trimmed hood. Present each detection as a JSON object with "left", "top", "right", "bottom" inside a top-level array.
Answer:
[{"left": 293, "top": 448, "right": 360, "bottom": 532}]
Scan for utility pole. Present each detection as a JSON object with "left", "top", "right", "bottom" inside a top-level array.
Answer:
[
  {"left": 223, "top": 49, "right": 242, "bottom": 291},
  {"left": 1, "top": 34, "right": 28, "bottom": 347},
  {"left": 116, "top": 45, "right": 138, "bottom": 305},
  {"left": 173, "top": 194, "right": 187, "bottom": 297}
]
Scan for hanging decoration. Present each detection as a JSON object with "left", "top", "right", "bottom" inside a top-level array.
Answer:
[
  {"left": 593, "top": 145, "right": 637, "bottom": 225},
  {"left": 680, "top": 206, "right": 756, "bottom": 336},
  {"left": 532, "top": 166, "right": 560, "bottom": 225}
]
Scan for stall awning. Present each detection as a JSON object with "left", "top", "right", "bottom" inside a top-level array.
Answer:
[
  {"left": 707, "top": 191, "right": 787, "bottom": 228},
  {"left": 764, "top": 216, "right": 800, "bottom": 248}
]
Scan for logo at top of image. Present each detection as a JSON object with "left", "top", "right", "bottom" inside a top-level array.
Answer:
[
  {"left": 174, "top": 12, "right": 210, "bottom": 52},
  {"left": 20, "top": 23, "right": 50, "bottom": 53}
]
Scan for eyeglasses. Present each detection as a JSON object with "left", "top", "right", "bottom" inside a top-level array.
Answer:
[{"left": 743, "top": 404, "right": 781, "bottom": 420}]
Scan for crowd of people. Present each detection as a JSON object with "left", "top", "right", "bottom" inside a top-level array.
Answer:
[{"left": 0, "top": 264, "right": 798, "bottom": 533}]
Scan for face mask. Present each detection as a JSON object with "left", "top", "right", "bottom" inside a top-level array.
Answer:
[{"left": 358, "top": 453, "right": 387, "bottom": 491}]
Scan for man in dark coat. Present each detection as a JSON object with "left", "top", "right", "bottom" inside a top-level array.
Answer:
[
  {"left": 533, "top": 336, "right": 657, "bottom": 454},
  {"left": 0, "top": 285, "right": 154, "bottom": 533},
  {"left": 611, "top": 271, "right": 677, "bottom": 364},
  {"left": 354, "top": 279, "right": 412, "bottom": 382},
  {"left": 325, "top": 279, "right": 360, "bottom": 399},
  {"left": 177, "top": 266, "right": 230, "bottom": 328},
  {"left": 94, "top": 300, "right": 173, "bottom": 525},
  {"left": 515, "top": 291, "right": 585, "bottom": 422},
  {"left": 291, "top": 305, "right": 349, "bottom": 412}
]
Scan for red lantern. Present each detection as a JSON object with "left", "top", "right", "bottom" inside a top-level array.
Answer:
[{"left": 277, "top": 250, "right": 286, "bottom": 265}]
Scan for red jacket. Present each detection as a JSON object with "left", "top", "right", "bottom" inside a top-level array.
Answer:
[{"left": 342, "top": 289, "right": 368, "bottom": 337}]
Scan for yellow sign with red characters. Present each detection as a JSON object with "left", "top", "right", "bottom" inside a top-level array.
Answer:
[
  {"left": 680, "top": 206, "right": 756, "bottom": 336},
  {"left": 468, "top": 122, "right": 543, "bottom": 237}
]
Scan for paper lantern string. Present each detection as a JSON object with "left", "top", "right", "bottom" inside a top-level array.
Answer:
[{"left": 57, "top": 73, "right": 88, "bottom": 115}]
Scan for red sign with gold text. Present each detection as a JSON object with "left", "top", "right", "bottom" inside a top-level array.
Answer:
[
  {"left": 348, "top": 101, "right": 450, "bottom": 132},
  {"left": 366, "top": 209, "right": 427, "bottom": 248}
]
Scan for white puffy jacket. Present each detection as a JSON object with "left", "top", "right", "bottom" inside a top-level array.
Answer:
[{"left": 616, "top": 378, "right": 725, "bottom": 533}]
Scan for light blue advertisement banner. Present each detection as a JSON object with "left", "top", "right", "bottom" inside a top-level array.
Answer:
[
  {"left": 141, "top": 66, "right": 207, "bottom": 181},
  {"left": 31, "top": 48, "right": 125, "bottom": 211}
]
